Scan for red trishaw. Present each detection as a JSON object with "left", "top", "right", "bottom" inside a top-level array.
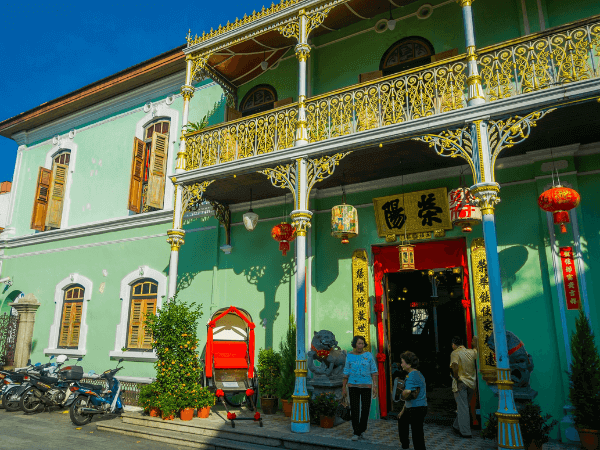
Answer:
[{"left": 203, "top": 306, "right": 261, "bottom": 427}]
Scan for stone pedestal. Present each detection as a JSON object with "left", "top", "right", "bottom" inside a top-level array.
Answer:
[
  {"left": 9, "top": 293, "right": 40, "bottom": 368},
  {"left": 307, "top": 377, "right": 345, "bottom": 427},
  {"left": 490, "top": 386, "right": 538, "bottom": 412}
]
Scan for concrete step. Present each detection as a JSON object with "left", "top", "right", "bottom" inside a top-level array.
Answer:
[
  {"left": 96, "top": 420, "right": 275, "bottom": 450},
  {"left": 100, "top": 411, "right": 399, "bottom": 450}
]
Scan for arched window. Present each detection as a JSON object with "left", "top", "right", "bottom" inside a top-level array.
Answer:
[
  {"left": 240, "top": 85, "right": 277, "bottom": 117},
  {"left": 58, "top": 285, "right": 84, "bottom": 349},
  {"left": 380, "top": 37, "right": 435, "bottom": 76},
  {"left": 31, "top": 150, "right": 71, "bottom": 231},
  {"left": 128, "top": 119, "right": 170, "bottom": 214},
  {"left": 126, "top": 279, "right": 158, "bottom": 350}
]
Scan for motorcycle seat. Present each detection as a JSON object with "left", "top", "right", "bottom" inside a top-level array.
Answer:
[
  {"left": 78, "top": 383, "right": 103, "bottom": 391},
  {"left": 39, "top": 376, "right": 58, "bottom": 384}
]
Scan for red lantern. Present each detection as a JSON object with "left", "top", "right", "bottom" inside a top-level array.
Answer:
[
  {"left": 538, "top": 185, "right": 581, "bottom": 233},
  {"left": 271, "top": 222, "right": 296, "bottom": 256}
]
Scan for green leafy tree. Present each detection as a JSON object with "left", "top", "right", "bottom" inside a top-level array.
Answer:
[
  {"left": 257, "top": 348, "right": 282, "bottom": 398},
  {"left": 276, "top": 316, "right": 296, "bottom": 400},
  {"left": 569, "top": 309, "right": 600, "bottom": 430},
  {"left": 144, "top": 295, "right": 203, "bottom": 411}
]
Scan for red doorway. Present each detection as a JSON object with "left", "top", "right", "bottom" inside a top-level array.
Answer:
[{"left": 372, "top": 238, "right": 474, "bottom": 419}]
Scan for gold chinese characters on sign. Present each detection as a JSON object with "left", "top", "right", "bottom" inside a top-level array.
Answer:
[
  {"left": 352, "top": 249, "right": 370, "bottom": 351},
  {"left": 373, "top": 188, "right": 452, "bottom": 238},
  {"left": 470, "top": 238, "right": 496, "bottom": 384}
]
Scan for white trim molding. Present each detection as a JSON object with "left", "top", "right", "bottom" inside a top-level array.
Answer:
[
  {"left": 44, "top": 273, "right": 93, "bottom": 358},
  {"left": 110, "top": 266, "right": 167, "bottom": 362}
]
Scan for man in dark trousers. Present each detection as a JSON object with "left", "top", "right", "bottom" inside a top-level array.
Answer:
[{"left": 450, "top": 335, "right": 478, "bottom": 438}]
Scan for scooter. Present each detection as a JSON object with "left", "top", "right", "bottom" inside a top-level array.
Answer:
[
  {"left": 19, "top": 356, "right": 83, "bottom": 413},
  {"left": 67, "top": 359, "right": 125, "bottom": 426},
  {"left": 1, "top": 357, "right": 60, "bottom": 411}
]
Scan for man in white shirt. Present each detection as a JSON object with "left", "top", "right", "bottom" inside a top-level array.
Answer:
[{"left": 450, "top": 335, "right": 478, "bottom": 438}]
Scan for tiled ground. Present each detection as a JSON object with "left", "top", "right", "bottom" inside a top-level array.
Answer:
[{"left": 210, "top": 404, "right": 582, "bottom": 450}]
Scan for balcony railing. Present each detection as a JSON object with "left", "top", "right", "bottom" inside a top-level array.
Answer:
[{"left": 184, "top": 17, "right": 600, "bottom": 171}]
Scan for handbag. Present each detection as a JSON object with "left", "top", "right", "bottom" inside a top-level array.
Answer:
[{"left": 336, "top": 394, "right": 352, "bottom": 421}]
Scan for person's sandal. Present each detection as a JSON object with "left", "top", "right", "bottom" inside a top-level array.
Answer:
[{"left": 351, "top": 435, "right": 360, "bottom": 441}]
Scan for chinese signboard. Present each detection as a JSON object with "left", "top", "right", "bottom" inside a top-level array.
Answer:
[
  {"left": 560, "top": 246, "right": 581, "bottom": 310},
  {"left": 352, "top": 249, "right": 370, "bottom": 351},
  {"left": 470, "top": 238, "right": 496, "bottom": 384},
  {"left": 373, "top": 188, "right": 452, "bottom": 237}
]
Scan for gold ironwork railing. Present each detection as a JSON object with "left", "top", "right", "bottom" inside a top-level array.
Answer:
[
  {"left": 184, "top": 17, "right": 600, "bottom": 170},
  {"left": 479, "top": 17, "right": 600, "bottom": 101}
]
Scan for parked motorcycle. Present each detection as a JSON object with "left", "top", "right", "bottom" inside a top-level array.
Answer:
[
  {"left": 18, "top": 356, "right": 82, "bottom": 413},
  {"left": 1, "top": 358, "right": 60, "bottom": 411},
  {"left": 67, "top": 359, "right": 124, "bottom": 426}
]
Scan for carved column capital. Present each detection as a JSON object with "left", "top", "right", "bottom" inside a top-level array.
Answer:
[
  {"left": 295, "top": 43, "right": 311, "bottom": 62},
  {"left": 470, "top": 183, "right": 501, "bottom": 215},
  {"left": 457, "top": 0, "right": 474, "bottom": 6},
  {"left": 167, "top": 229, "right": 186, "bottom": 251},
  {"left": 180, "top": 85, "right": 195, "bottom": 102},
  {"left": 291, "top": 210, "right": 313, "bottom": 237}
]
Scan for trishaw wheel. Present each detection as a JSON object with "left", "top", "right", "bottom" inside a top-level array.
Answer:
[{"left": 224, "top": 393, "right": 245, "bottom": 407}]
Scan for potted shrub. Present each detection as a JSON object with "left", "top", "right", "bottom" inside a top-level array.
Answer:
[
  {"left": 195, "top": 387, "right": 216, "bottom": 418},
  {"left": 481, "top": 412, "right": 498, "bottom": 442},
  {"left": 276, "top": 316, "right": 296, "bottom": 418},
  {"left": 312, "top": 392, "right": 339, "bottom": 428},
  {"left": 138, "top": 382, "right": 161, "bottom": 417},
  {"left": 519, "top": 402, "right": 558, "bottom": 450},
  {"left": 257, "top": 347, "right": 282, "bottom": 414},
  {"left": 178, "top": 387, "right": 196, "bottom": 421},
  {"left": 568, "top": 309, "right": 600, "bottom": 450},
  {"left": 157, "top": 392, "right": 178, "bottom": 420}
]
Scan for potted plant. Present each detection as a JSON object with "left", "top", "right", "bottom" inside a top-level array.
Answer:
[
  {"left": 178, "top": 386, "right": 196, "bottom": 421},
  {"left": 195, "top": 387, "right": 216, "bottom": 418},
  {"left": 519, "top": 402, "right": 558, "bottom": 450},
  {"left": 312, "top": 392, "right": 339, "bottom": 428},
  {"left": 568, "top": 309, "right": 600, "bottom": 450},
  {"left": 481, "top": 412, "right": 498, "bottom": 442},
  {"left": 157, "top": 392, "right": 178, "bottom": 420},
  {"left": 138, "top": 382, "right": 161, "bottom": 417},
  {"left": 276, "top": 316, "right": 296, "bottom": 418},
  {"left": 257, "top": 347, "right": 282, "bottom": 414}
]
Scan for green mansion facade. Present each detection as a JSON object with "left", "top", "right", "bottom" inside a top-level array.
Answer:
[{"left": 1, "top": 0, "right": 599, "bottom": 444}]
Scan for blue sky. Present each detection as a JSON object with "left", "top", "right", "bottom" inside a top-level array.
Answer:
[{"left": 0, "top": 0, "right": 267, "bottom": 183}]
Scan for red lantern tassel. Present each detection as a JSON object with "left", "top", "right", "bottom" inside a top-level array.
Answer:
[
  {"left": 553, "top": 211, "right": 570, "bottom": 234},
  {"left": 279, "top": 241, "right": 290, "bottom": 256}
]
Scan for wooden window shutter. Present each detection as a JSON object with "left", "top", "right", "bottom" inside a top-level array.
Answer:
[
  {"left": 30, "top": 167, "right": 52, "bottom": 231},
  {"left": 145, "top": 132, "right": 169, "bottom": 209},
  {"left": 226, "top": 106, "right": 243, "bottom": 122},
  {"left": 359, "top": 70, "right": 383, "bottom": 84},
  {"left": 59, "top": 301, "right": 83, "bottom": 348},
  {"left": 45, "top": 163, "right": 68, "bottom": 229},
  {"left": 128, "top": 138, "right": 146, "bottom": 213},
  {"left": 128, "top": 298, "right": 156, "bottom": 349}
]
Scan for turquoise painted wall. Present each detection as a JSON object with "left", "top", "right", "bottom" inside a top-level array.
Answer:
[{"left": 544, "top": 0, "right": 600, "bottom": 28}]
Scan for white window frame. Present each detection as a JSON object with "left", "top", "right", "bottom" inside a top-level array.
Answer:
[
  {"left": 110, "top": 266, "right": 166, "bottom": 362},
  {"left": 45, "top": 273, "right": 92, "bottom": 357}
]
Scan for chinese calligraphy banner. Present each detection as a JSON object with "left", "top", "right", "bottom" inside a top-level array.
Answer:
[
  {"left": 559, "top": 246, "right": 581, "bottom": 310},
  {"left": 470, "top": 238, "right": 496, "bottom": 384},
  {"left": 373, "top": 188, "right": 452, "bottom": 237},
  {"left": 352, "top": 249, "right": 371, "bottom": 351}
]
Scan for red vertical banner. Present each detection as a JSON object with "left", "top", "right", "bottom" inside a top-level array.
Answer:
[{"left": 559, "top": 246, "right": 581, "bottom": 310}]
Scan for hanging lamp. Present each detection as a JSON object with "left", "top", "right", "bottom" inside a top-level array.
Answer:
[
  {"left": 260, "top": 51, "right": 268, "bottom": 71},
  {"left": 448, "top": 169, "right": 481, "bottom": 233},
  {"left": 271, "top": 193, "right": 296, "bottom": 255},
  {"left": 331, "top": 177, "right": 358, "bottom": 244},
  {"left": 538, "top": 185, "right": 580, "bottom": 233},
  {"left": 243, "top": 189, "right": 259, "bottom": 231},
  {"left": 398, "top": 177, "right": 415, "bottom": 271},
  {"left": 387, "top": 5, "right": 397, "bottom": 30}
]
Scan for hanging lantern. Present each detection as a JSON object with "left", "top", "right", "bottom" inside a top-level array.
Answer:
[
  {"left": 448, "top": 187, "right": 481, "bottom": 233},
  {"left": 271, "top": 222, "right": 296, "bottom": 256},
  {"left": 398, "top": 242, "right": 416, "bottom": 271},
  {"left": 331, "top": 204, "right": 358, "bottom": 244},
  {"left": 243, "top": 189, "right": 259, "bottom": 231},
  {"left": 538, "top": 185, "right": 581, "bottom": 233}
]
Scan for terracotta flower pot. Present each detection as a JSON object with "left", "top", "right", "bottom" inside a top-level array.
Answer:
[
  {"left": 161, "top": 413, "right": 175, "bottom": 420},
  {"left": 282, "top": 399, "right": 293, "bottom": 417},
  {"left": 320, "top": 416, "right": 335, "bottom": 428},
  {"left": 149, "top": 407, "right": 160, "bottom": 417},
  {"left": 578, "top": 429, "right": 599, "bottom": 450},
  {"left": 261, "top": 397, "right": 278, "bottom": 415},
  {"left": 197, "top": 406, "right": 211, "bottom": 418},
  {"left": 180, "top": 408, "right": 194, "bottom": 421}
]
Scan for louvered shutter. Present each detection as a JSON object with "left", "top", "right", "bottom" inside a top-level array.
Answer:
[
  {"left": 30, "top": 167, "right": 52, "bottom": 231},
  {"left": 59, "top": 303, "right": 73, "bottom": 347},
  {"left": 70, "top": 303, "right": 83, "bottom": 347},
  {"left": 141, "top": 300, "right": 156, "bottom": 349},
  {"left": 58, "top": 302, "right": 82, "bottom": 348},
  {"left": 146, "top": 132, "right": 169, "bottom": 209},
  {"left": 128, "top": 138, "right": 146, "bottom": 213},
  {"left": 45, "top": 163, "right": 68, "bottom": 229},
  {"left": 128, "top": 299, "right": 144, "bottom": 348}
]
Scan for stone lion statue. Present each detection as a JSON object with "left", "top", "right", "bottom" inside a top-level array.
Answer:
[
  {"left": 486, "top": 330, "right": 534, "bottom": 389},
  {"left": 307, "top": 330, "right": 347, "bottom": 382}
]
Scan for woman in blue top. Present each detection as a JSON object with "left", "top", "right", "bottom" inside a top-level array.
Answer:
[
  {"left": 342, "top": 335, "right": 378, "bottom": 441},
  {"left": 398, "top": 351, "right": 427, "bottom": 450}
]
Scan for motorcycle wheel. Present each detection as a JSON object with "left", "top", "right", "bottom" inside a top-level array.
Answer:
[
  {"left": 20, "top": 387, "right": 45, "bottom": 414},
  {"left": 70, "top": 397, "right": 93, "bottom": 426},
  {"left": 2, "top": 386, "right": 22, "bottom": 412}
]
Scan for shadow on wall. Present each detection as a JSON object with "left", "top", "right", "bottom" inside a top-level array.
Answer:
[{"left": 499, "top": 246, "right": 529, "bottom": 292}]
